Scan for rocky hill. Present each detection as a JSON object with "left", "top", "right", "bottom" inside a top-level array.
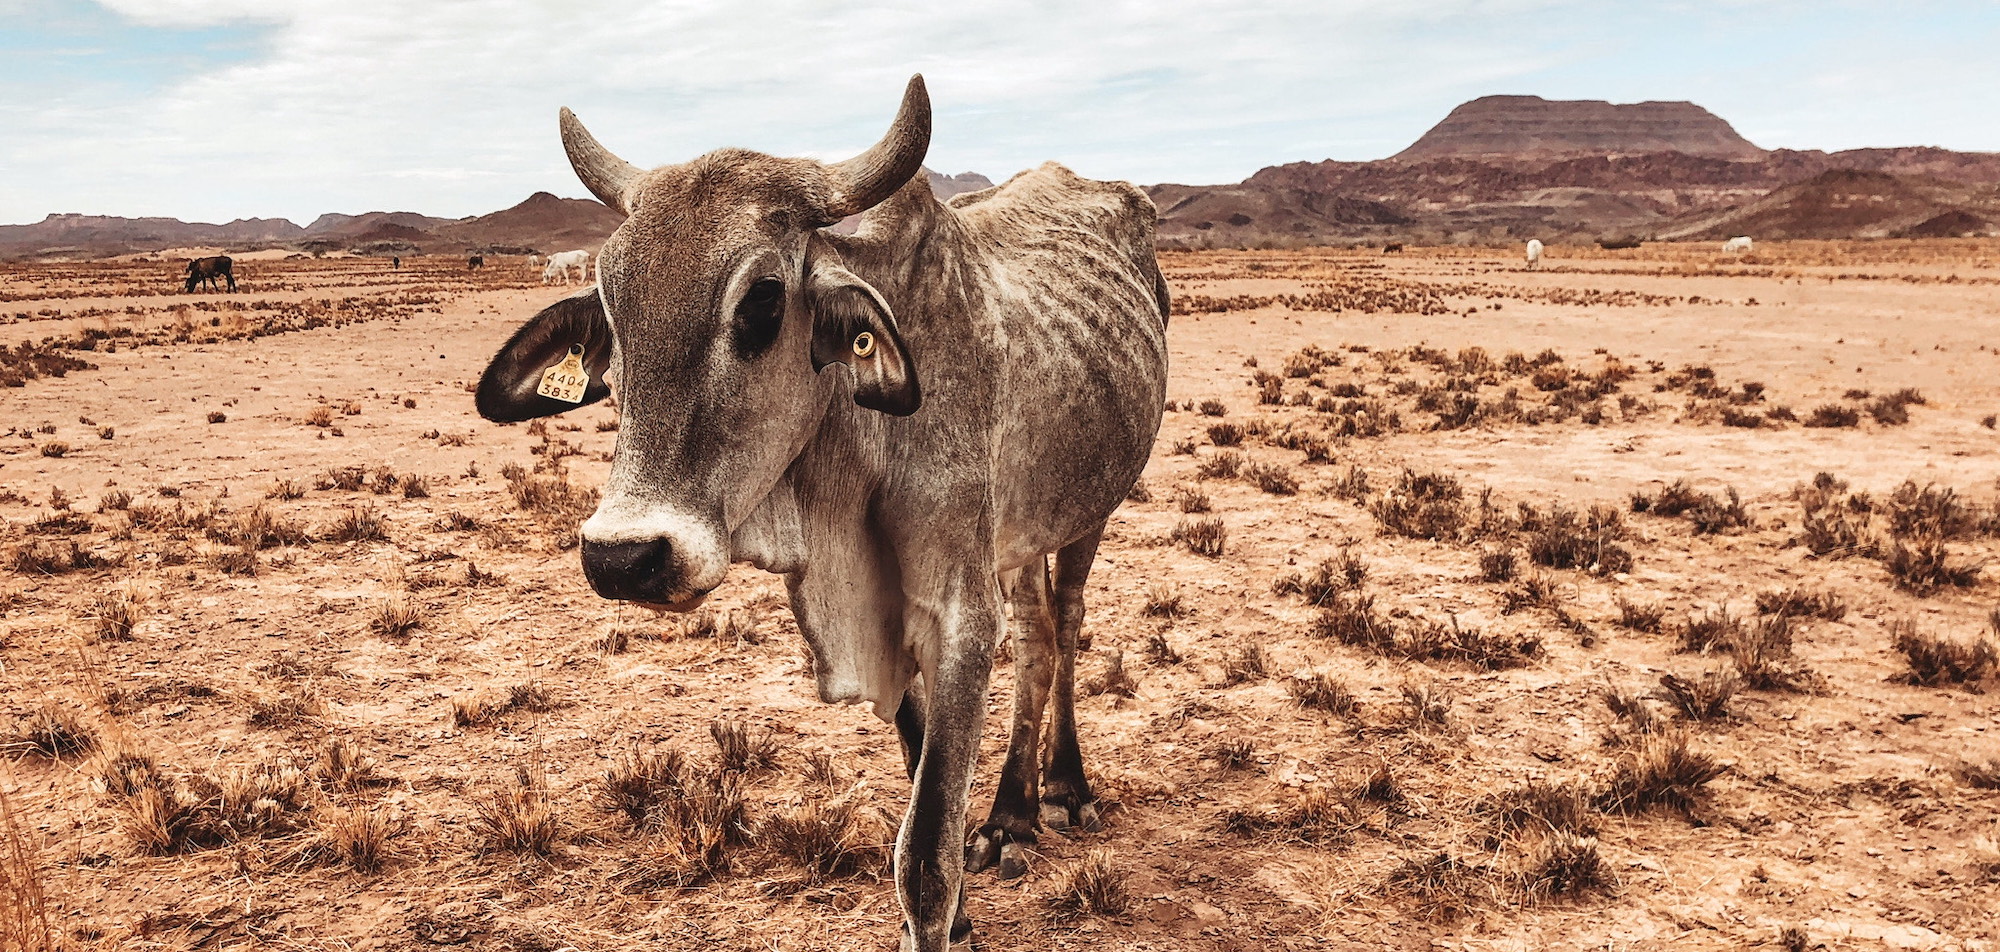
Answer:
[
  {"left": 1658, "top": 169, "right": 2000, "bottom": 240},
  {"left": 1394, "top": 95, "right": 1765, "bottom": 159}
]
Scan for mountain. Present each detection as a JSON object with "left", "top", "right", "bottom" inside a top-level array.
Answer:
[
  {"left": 302, "top": 210, "right": 460, "bottom": 238},
  {"left": 1657, "top": 169, "right": 2000, "bottom": 240},
  {"left": 926, "top": 169, "right": 995, "bottom": 200},
  {"left": 0, "top": 214, "right": 303, "bottom": 258},
  {"left": 1394, "top": 95, "right": 1765, "bottom": 160},
  {"left": 436, "top": 192, "right": 624, "bottom": 252}
]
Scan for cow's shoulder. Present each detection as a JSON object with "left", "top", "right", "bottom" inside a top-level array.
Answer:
[{"left": 949, "top": 163, "right": 1157, "bottom": 261}]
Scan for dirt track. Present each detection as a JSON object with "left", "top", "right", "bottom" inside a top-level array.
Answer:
[{"left": 3, "top": 244, "right": 1998, "bottom": 951}]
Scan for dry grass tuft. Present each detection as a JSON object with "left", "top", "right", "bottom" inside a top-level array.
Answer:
[
  {"left": 1170, "top": 516, "right": 1227, "bottom": 557},
  {"left": 1656, "top": 668, "right": 1741, "bottom": 721},
  {"left": 1220, "top": 643, "right": 1269, "bottom": 685},
  {"left": 614, "top": 768, "right": 748, "bottom": 889},
  {"left": 1515, "top": 833, "right": 1613, "bottom": 901},
  {"left": 1401, "top": 680, "right": 1453, "bottom": 729},
  {"left": 1368, "top": 469, "right": 1466, "bottom": 541},
  {"left": 1288, "top": 672, "right": 1357, "bottom": 718},
  {"left": 1046, "top": 849, "right": 1130, "bottom": 920},
  {"left": 710, "top": 721, "right": 785, "bottom": 774},
  {"left": 247, "top": 685, "right": 327, "bottom": 728},
  {"left": 1889, "top": 619, "right": 1998, "bottom": 686},
  {"left": 1755, "top": 587, "right": 1848, "bottom": 622},
  {"left": 321, "top": 506, "right": 390, "bottom": 543},
  {"left": 1, "top": 789, "right": 55, "bottom": 952},
  {"left": 1595, "top": 731, "right": 1723, "bottom": 815},
  {"left": 1272, "top": 550, "right": 1367, "bottom": 605},
  {"left": 1141, "top": 630, "right": 1184, "bottom": 666},
  {"left": 369, "top": 598, "right": 425, "bottom": 638},
  {"left": 471, "top": 764, "right": 563, "bottom": 856},
  {"left": 1881, "top": 536, "right": 1982, "bottom": 594},
  {"left": 294, "top": 804, "right": 400, "bottom": 873},
  {"left": 312, "top": 738, "right": 382, "bottom": 792},
  {"left": 1385, "top": 851, "right": 1492, "bottom": 920},
  {"left": 598, "top": 747, "right": 690, "bottom": 827},
  {"left": 5, "top": 704, "right": 96, "bottom": 759},
  {"left": 1082, "top": 649, "right": 1141, "bottom": 698},
  {"left": 759, "top": 797, "right": 887, "bottom": 885},
  {"left": 86, "top": 586, "right": 143, "bottom": 642},
  {"left": 1478, "top": 780, "right": 1597, "bottom": 836},
  {"left": 1139, "top": 583, "right": 1186, "bottom": 619}
]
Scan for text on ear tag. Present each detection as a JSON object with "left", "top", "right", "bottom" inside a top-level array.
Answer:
[
  {"left": 536, "top": 344, "right": 589, "bottom": 403},
  {"left": 852, "top": 331, "right": 876, "bottom": 359}
]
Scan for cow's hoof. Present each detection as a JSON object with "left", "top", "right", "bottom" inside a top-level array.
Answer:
[
  {"left": 965, "top": 827, "right": 1033, "bottom": 879},
  {"left": 1040, "top": 799, "right": 1103, "bottom": 833}
]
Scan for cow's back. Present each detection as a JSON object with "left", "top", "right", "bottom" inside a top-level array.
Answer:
[{"left": 946, "top": 163, "right": 1170, "bottom": 566}]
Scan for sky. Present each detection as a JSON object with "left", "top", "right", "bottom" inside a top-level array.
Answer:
[{"left": 2, "top": 0, "right": 1997, "bottom": 225}]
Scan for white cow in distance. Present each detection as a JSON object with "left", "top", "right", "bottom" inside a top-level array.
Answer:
[
  {"left": 1525, "top": 238, "right": 1543, "bottom": 270},
  {"left": 542, "top": 249, "right": 592, "bottom": 284},
  {"left": 1723, "top": 236, "right": 1753, "bottom": 254}
]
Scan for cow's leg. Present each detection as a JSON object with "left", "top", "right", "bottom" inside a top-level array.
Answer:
[
  {"left": 897, "top": 569, "right": 997, "bottom": 952},
  {"left": 894, "top": 680, "right": 926, "bottom": 780},
  {"left": 966, "top": 557, "right": 1054, "bottom": 879},
  {"left": 225, "top": 270, "right": 237, "bottom": 292},
  {"left": 1041, "top": 524, "right": 1105, "bottom": 832}
]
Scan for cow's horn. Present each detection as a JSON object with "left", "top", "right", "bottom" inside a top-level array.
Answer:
[
  {"left": 823, "top": 75, "right": 932, "bottom": 220},
  {"left": 561, "top": 108, "right": 643, "bottom": 216}
]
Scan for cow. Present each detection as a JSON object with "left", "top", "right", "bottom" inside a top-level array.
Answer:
[
  {"left": 1383, "top": 242, "right": 1404, "bottom": 253},
  {"left": 1723, "top": 236, "right": 1753, "bottom": 254},
  {"left": 467, "top": 254, "right": 485, "bottom": 269},
  {"left": 475, "top": 75, "right": 1167, "bottom": 951},
  {"left": 1525, "top": 238, "right": 1544, "bottom": 270},
  {"left": 392, "top": 255, "right": 401, "bottom": 270},
  {"left": 541, "top": 249, "right": 591, "bottom": 285},
  {"left": 183, "top": 256, "right": 237, "bottom": 293}
]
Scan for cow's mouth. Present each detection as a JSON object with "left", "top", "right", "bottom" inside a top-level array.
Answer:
[{"left": 630, "top": 591, "right": 712, "bottom": 614}]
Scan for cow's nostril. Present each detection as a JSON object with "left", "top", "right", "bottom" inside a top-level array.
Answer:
[{"left": 580, "top": 537, "right": 679, "bottom": 602}]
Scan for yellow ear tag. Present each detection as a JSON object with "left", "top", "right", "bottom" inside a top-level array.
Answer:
[
  {"left": 536, "top": 344, "right": 589, "bottom": 403},
  {"left": 852, "top": 332, "right": 876, "bottom": 359}
]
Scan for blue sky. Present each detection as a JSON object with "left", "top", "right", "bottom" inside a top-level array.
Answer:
[{"left": 1, "top": 0, "right": 1996, "bottom": 225}]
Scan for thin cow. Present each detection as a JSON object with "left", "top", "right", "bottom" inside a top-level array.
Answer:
[
  {"left": 476, "top": 75, "right": 1168, "bottom": 950},
  {"left": 183, "top": 255, "right": 237, "bottom": 293}
]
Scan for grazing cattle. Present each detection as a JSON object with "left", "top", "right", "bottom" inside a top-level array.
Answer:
[
  {"left": 467, "top": 254, "right": 485, "bottom": 269},
  {"left": 1383, "top": 242, "right": 1404, "bottom": 253},
  {"left": 475, "top": 75, "right": 1167, "bottom": 951},
  {"left": 1525, "top": 238, "right": 1544, "bottom": 270},
  {"left": 1723, "top": 235, "right": 1754, "bottom": 254},
  {"left": 541, "top": 249, "right": 591, "bottom": 284},
  {"left": 392, "top": 255, "right": 401, "bottom": 270},
  {"left": 183, "top": 256, "right": 237, "bottom": 293}
]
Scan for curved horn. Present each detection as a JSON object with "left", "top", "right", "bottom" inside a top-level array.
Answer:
[
  {"left": 823, "top": 75, "right": 932, "bottom": 219},
  {"left": 560, "top": 107, "right": 644, "bottom": 216}
]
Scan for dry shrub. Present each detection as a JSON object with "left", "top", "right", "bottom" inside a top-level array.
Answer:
[
  {"left": 1141, "top": 630, "right": 1183, "bottom": 666},
  {"left": 759, "top": 797, "right": 886, "bottom": 886},
  {"left": 1755, "top": 587, "right": 1848, "bottom": 622},
  {"left": 710, "top": 721, "right": 785, "bottom": 774},
  {"left": 1194, "top": 451, "right": 1242, "bottom": 480},
  {"left": 321, "top": 506, "right": 389, "bottom": 543},
  {"left": 9, "top": 540, "right": 115, "bottom": 576},
  {"left": 1220, "top": 643, "right": 1268, "bottom": 685},
  {"left": 1171, "top": 485, "right": 1210, "bottom": 513},
  {"left": 1196, "top": 399, "right": 1227, "bottom": 417},
  {"left": 294, "top": 804, "right": 399, "bottom": 873},
  {"left": 213, "top": 504, "right": 311, "bottom": 550},
  {"left": 1515, "top": 833, "right": 1613, "bottom": 901},
  {"left": 1272, "top": 550, "right": 1367, "bottom": 605},
  {"left": 1140, "top": 584, "right": 1185, "bottom": 619},
  {"left": 615, "top": 768, "right": 748, "bottom": 889},
  {"left": 247, "top": 685, "right": 327, "bottom": 728},
  {"left": 1595, "top": 731, "right": 1723, "bottom": 815},
  {"left": 1288, "top": 672, "right": 1357, "bottom": 718},
  {"left": 1385, "top": 851, "right": 1492, "bottom": 920},
  {"left": 1882, "top": 481, "right": 1980, "bottom": 540},
  {"left": 1520, "top": 503, "right": 1634, "bottom": 574},
  {"left": 1889, "top": 619, "right": 1998, "bottom": 686},
  {"left": 1222, "top": 787, "right": 1355, "bottom": 844},
  {"left": 598, "top": 747, "right": 690, "bottom": 827},
  {"left": 1803, "top": 404, "right": 1859, "bottom": 428},
  {"left": 101, "top": 752, "right": 313, "bottom": 854},
  {"left": 1477, "top": 780, "right": 1597, "bottom": 836},
  {"left": 1478, "top": 550, "right": 1518, "bottom": 583},
  {"left": 1881, "top": 536, "right": 1981, "bottom": 594},
  {"left": 266, "top": 479, "right": 307, "bottom": 500},
  {"left": 1170, "top": 517, "right": 1226, "bottom": 557},
  {"left": 312, "top": 737, "right": 382, "bottom": 792},
  {"left": 1368, "top": 469, "right": 1465, "bottom": 541},
  {"left": 1656, "top": 668, "right": 1741, "bottom": 721},
  {"left": 1205, "top": 422, "right": 1244, "bottom": 446},
  {"left": 1953, "top": 756, "right": 2000, "bottom": 790},
  {"left": 87, "top": 587, "right": 143, "bottom": 642},
  {"left": 317, "top": 464, "right": 365, "bottom": 490},
  {"left": 1600, "top": 682, "right": 1665, "bottom": 739},
  {"left": 1401, "top": 680, "right": 1453, "bottom": 729},
  {"left": 1311, "top": 592, "right": 1393, "bottom": 650},
  {"left": 97, "top": 489, "right": 132, "bottom": 512},
  {"left": 471, "top": 765, "right": 563, "bottom": 856},
  {"left": 505, "top": 466, "right": 599, "bottom": 523},
  {"left": 1614, "top": 597, "right": 1665, "bottom": 633},
  {"left": 1046, "top": 849, "right": 1129, "bottom": 919},
  {"left": 5, "top": 704, "right": 96, "bottom": 759},
  {"left": 1210, "top": 737, "right": 1255, "bottom": 771},
  {"left": 303, "top": 405, "right": 335, "bottom": 427},
  {"left": 1243, "top": 461, "right": 1297, "bottom": 495},
  {"left": 37, "top": 443, "right": 67, "bottom": 459},
  {"left": 1867, "top": 389, "right": 1925, "bottom": 425},
  {"left": 208, "top": 546, "right": 259, "bottom": 577},
  {"left": 370, "top": 599, "right": 425, "bottom": 638}
]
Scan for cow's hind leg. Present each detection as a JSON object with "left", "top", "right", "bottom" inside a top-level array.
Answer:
[
  {"left": 966, "top": 558, "right": 1055, "bottom": 879},
  {"left": 1041, "top": 524, "right": 1105, "bottom": 832}
]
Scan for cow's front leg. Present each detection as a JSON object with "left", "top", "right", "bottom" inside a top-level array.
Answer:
[{"left": 897, "top": 570, "right": 997, "bottom": 952}]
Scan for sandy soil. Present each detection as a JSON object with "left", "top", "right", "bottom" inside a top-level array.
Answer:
[{"left": 2, "top": 244, "right": 1997, "bottom": 952}]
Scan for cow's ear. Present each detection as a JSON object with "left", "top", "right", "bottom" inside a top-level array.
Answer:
[
  {"left": 807, "top": 260, "right": 920, "bottom": 416},
  {"left": 476, "top": 287, "right": 614, "bottom": 422}
]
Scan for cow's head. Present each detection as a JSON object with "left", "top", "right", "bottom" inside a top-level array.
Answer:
[{"left": 476, "top": 76, "right": 928, "bottom": 609}]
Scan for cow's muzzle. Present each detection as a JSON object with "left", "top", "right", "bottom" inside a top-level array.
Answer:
[{"left": 581, "top": 537, "right": 702, "bottom": 606}]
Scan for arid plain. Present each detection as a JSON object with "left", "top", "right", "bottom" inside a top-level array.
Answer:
[{"left": 3, "top": 243, "right": 1998, "bottom": 951}]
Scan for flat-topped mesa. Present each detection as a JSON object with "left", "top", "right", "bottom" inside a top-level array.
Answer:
[{"left": 1393, "top": 94, "right": 1766, "bottom": 160}]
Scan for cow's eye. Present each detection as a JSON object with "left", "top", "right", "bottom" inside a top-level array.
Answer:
[{"left": 733, "top": 278, "right": 784, "bottom": 356}]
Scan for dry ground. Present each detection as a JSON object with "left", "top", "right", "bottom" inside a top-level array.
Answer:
[{"left": 2, "top": 243, "right": 1998, "bottom": 952}]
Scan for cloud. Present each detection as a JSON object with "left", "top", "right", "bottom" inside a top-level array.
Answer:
[{"left": 1, "top": 0, "right": 1995, "bottom": 224}]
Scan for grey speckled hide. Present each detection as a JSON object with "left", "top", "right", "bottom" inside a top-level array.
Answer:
[{"left": 475, "top": 75, "right": 1167, "bottom": 951}]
